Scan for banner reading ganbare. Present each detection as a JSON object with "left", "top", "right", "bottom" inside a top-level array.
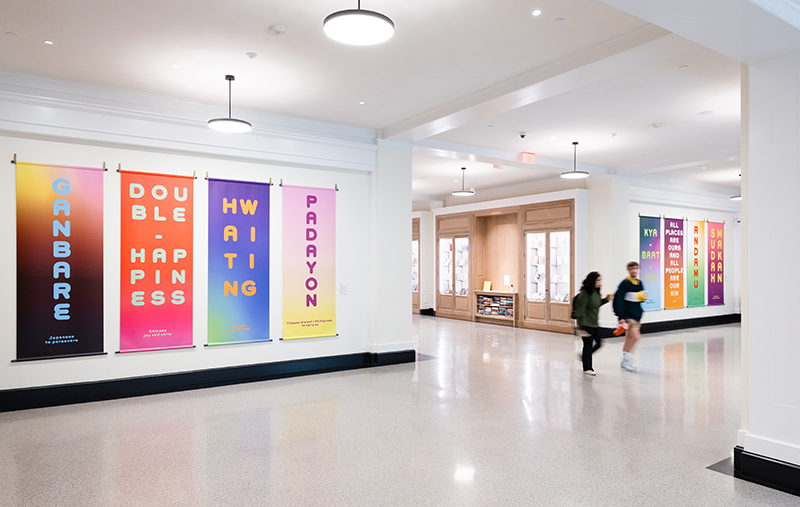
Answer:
[
  {"left": 120, "top": 171, "right": 193, "bottom": 352},
  {"left": 282, "top": 185, "right": 335, "bottom": 339},
  {"left": 16, "top": 162, "right": 105, "bottom": 361}
]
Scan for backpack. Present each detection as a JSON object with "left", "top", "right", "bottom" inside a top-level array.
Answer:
[{"left": 570, "top": 292, "right": 581, "bottom": 320}]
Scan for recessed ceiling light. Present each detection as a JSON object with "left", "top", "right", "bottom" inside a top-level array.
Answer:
[
  {"left": 554, "top": 17, "right": 565, "bottom": 22},
  {"left": 702, "top": 166, "right": 706, "bottom": 169},
  {"left": 4, "top": 32, "right": 16, "bottom": 37},
  {"left": 532, "top": 9, "right": 542, "bottom": 16},
  {"left": 172, "top": 64, "right": 180, "bottom": 68},
  {"left": 275, "top": 84, "right": 281, "bottom": 88},
  {"left": 359, "top": 101, "right": 365, "bottom": 105},
  {"left": 698, "top": 110, "right": 715, "bottom": 115},
  {"left": 44, "top": 40, "right": 53, "bottom": 45},
  {"left": 679, "top": 64, "right": 689, "bottom": 69}
]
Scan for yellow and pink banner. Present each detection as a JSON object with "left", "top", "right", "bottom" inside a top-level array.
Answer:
[
  {"left": 282, "top": 185, "right": 335, "bottom": 339},
  {"left": 16, "top": 162, "right": 105, "bottom": 361},
  {"left": 708, "top": 222, "right": 724, "bottom": 306},
  {"left": 120, "top": 171, "right": 194, "bottom": 352}
]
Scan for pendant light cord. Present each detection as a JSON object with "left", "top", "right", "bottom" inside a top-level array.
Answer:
[
  {"left": 228, "top": 78, "right": 232, "bottom": 119},
  {"left": 573, "top": 141, "right": 578, "bottom": 173}
]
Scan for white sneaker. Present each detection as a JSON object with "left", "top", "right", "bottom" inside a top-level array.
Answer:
[
  {"left": 583, "top": 369, "right": 596, "bottom": 376},
  {"left": 620, "top": 359, "right": 638, "bottom": 372}
]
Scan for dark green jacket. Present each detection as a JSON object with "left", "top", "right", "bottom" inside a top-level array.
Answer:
[{"left": 575, "top": 289, "right": 609, "bottom": 328}]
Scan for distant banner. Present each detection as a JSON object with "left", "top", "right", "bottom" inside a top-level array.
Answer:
[
  {"left": 282, "top": 185, "right": 335, "bottom": 339},
  {"left": 640, "top": 216, "right": 661, "bottom": 311},
  {"left": 207, "top": 179, "right": 270, "bottom": 345},
  {"left": 664, "top": 218, "right": 684, "bottom": 310},
  {"left": 687, "top": 220, "right": 705, "bottom": 307},
  {"left": 708, "top": 222, "right": 724, "bottom": 306},
  {"left": 120, "top": 171, "right": 193, "bottom": 352},
  {"left": 16, "top": 162, "right": 104, "bottom": 360}
]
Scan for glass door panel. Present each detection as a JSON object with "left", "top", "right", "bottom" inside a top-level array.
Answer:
[
  {"left": 454, "top": 237, "right": 469, "bottom": 296},
  {"left": 526, "top": 232, "right": 546, "bottom": 302},
  {"left": 549, "top": 231, "right": 570, "bottom": 303},
  {"left": 412, "top": 240, "right": 419, "bottom": 293},
  {"left": 439, "top": 238, "right": 453, "bottom": 295}
]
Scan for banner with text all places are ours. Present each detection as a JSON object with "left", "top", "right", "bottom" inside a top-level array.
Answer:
[
  {"left": 708, "top": 221, "right": 725, "bottom": 306},
  {"left": 16, "top": 162, "right": 105, "bottom": 361},
  {"left": 207, "top": 178, "right": 271, "bottom": 345},
  {"left": 663, "top": 217, "right": 685, "bottom": 310},
  {"left": 639, "top": 215, "right": 661, "bottom": 311},
  {"left": 120, "top": 170, "right": 194, "bottom": 353},
  {"left": 282, "top": 185, "right": 336, "bottom": 339}
]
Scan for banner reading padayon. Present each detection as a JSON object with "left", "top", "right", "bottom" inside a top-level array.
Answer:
[
  {"left": 120, "top": 171, "right": 193, "bottom": 352},
  {"left": 708, "top": 221, "right": 724, "bottom": 306},
  {"left": 208, "top": 178, "right": 270, "bottom": 345},
  {"left": 687, "top": 220, "right": 705, "bottom": 307},
  {"left": 664, "top": 217, "right": 684, "bottom": 309},
  {"left": 16, "top": 162, "right": 105, "bottom": 360},
  {"left": 282, "top": 185, "right": 335, "bottom": 339},
  {"left": 640, "top": 215, "right": 661, "bottom": 311}
]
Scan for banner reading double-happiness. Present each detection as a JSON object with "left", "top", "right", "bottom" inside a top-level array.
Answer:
[
  {"left": 120, "top": 171, "right": 193, "bottom": 352},
  {"left": 664, "top": 218, "right": 684, "bottom": 310},
  {"left": 687, "top": 220, "right": 705, "bottom": 307},
  {"left": 283, "top": 185, "right": 335, "bottom": 339},
  {"left": 16, "top": 162, "right": 104, "bottom": 360},
  {"left": 640, "top": 216, "right": 661, "bottom": 311},
  {"left": 708, "top": 221, "right": 724, "bottom": 306},
  {"left": 208, "top": 178, "right": 270, "bottom": 345}
]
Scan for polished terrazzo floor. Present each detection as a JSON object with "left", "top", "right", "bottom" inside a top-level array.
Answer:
[{"left": 1, "top": 316, "right": 797, "bottom": 506}]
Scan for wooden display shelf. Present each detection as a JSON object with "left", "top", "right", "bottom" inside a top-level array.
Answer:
[{"left": 474, "top": 291, "right": 517, "bottom": 327}]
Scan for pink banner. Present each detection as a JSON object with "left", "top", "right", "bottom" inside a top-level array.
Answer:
[
  {"left": 708, "top": 222, "right": 724, "bottom": 305},
  {"left": 120, "top": 171, "right": 194, "bottom": 352}
]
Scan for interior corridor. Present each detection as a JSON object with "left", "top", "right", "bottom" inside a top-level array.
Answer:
[{"left": 0, "top": 316, "right": 794, "bottom": 506}]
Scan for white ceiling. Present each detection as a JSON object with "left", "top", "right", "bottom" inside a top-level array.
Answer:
[{"left": 0, "top": 0, "right": 773, "bottom": 204}]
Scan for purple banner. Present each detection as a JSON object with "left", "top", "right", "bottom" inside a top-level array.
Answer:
[{"left": 708, "top": 222, "right": 724, "bottom": 305}]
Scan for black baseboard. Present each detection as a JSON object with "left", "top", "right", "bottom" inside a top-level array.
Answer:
[
  {"left": 420, "top": 308, "right": 435, "bottom": 316},
  {"left": 734, "top": 445, "right": 800, "bottom": 497},
  {"left": 0, "top": 350, "right": 416, "bottom": 413},
  {"left": 594, "top": 313, "right": 741, "bottom": 338}
]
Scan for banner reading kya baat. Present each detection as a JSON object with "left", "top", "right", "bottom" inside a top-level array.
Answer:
[
  {"left": 282, "top": 185, "right": 335, "bottom": 339},
  {"left": 16, "top": 162, "right": 105, "bottom": 360},
  {"left": 120, "top": 171, "right": 193, "bottom": 352}
]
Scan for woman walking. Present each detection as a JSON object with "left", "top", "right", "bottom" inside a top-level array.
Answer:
[{"left": 574, "top": 271, "right": 613, "bottom": 375}]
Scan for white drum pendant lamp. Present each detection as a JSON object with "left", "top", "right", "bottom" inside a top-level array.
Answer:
[
  {"left": 452, "top": 167, "right": 475, "bottom": 196},
  {"left": 324, "top": 0, "right": 395, "bottom": 46},
  {"left": 208, "top": 75, "right": 252, "bottom": 133},
  {"left": 561, "top": 141, "right": 589, "bottom": 179}
]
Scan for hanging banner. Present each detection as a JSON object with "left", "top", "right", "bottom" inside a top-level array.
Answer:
[
  {"left": 708, "top": 221, "right": 724, "bottom": 306},
  {"left": 120, "top": 171, "right": 194, "bottom": 352},
  {"left": 639, "top": 215, "right": 661, "bottom": 311},
  {"left": 282, "top": 185, "right": 336, "bottom": 339},
  {"left": 207, "top": 178, "right": 271, "bottom": 345},
  {"left": 687, "top": 220, "right": 705, "bottom": 307},
  {"left": 16, "top": 162, "right": 105, "bottom": 361},
  {"left": 664, "top": 218, "right": 685, "bottom": 309}
]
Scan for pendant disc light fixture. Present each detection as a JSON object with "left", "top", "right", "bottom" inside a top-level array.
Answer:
[
  {"left": 561, "top": 141, "right": 590, "bottom": 179},
  {"left": 452, "top": 167, "right": 475, "bottom": 196},
  {"left": 208, "top": 75, "right": 252, "bottom": 133},
  {"left": 324, "top": 0, "right": 395, "bottom": 46}
]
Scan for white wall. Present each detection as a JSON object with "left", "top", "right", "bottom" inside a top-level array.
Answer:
[
  {"left": 411, "top": 210, "right": 435, "bottom": 310},
  {"left": 0, "top": 73, "right": 414, "bottom": 392},
  {"left": 743, "top": 50, "right": 800, "bottom": 466}
]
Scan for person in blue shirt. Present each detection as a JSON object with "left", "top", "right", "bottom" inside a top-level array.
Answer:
[{"left": 613, "top": 261, "right": 648, "bottom": 372}]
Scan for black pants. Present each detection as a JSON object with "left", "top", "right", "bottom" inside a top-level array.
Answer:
[{"left": 581, "top": 326, "right": 602, "bottom": 371}]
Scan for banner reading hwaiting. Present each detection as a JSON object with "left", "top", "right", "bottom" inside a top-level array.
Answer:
[
  {"left": 687, "top": 220, "right": 705, "bottom": 307},
  {"left": 640, "top": 215, "right": 661, "bottom": 311},
  {"left": 207, "top": 178, "right": 270, "bottom": 345},
  {"left": 664, "top": 217, "right": 684, "bottom": 309},
  {"left": 16, "top": 162, "right": 104, "bottom": 360},
  {"left": 282, "top": 185, "right": 335, "bottom": 339},
  {"left": 120, "top": 171, "right": 194, "bottom": 352},
  {"left": 708, "top": 222, "right": 724, "bottom": 306}
]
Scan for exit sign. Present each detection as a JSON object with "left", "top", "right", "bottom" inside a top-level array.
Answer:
[{"left": 521, "top": 152, "right": 535, "bottom": 164}]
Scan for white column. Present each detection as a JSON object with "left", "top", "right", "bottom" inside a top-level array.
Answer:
[{"left": 368, "top": 140, "right": 414, "bottom": 353}]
